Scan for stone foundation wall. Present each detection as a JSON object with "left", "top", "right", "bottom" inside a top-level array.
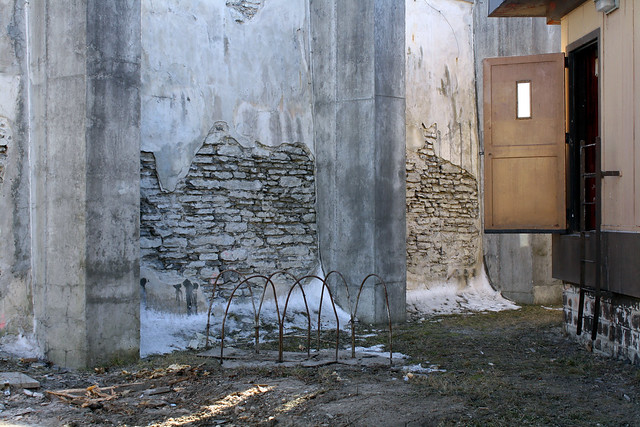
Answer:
[
  {"left": 564, "top": 284, "right": 640, "bottom": 365},
  {"left": 406, "top": 138, "right": 480, "bottom": 285},
  {"left": 140, "top": 129, "right": 318, "bottom": 307}
]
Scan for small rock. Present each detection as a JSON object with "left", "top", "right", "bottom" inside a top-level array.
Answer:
[{"left": 23, "top": 389, "right": 44, "bottom": 398}]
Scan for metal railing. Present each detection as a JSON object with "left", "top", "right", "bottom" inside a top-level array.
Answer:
[{"left": 204, "top": 269, "right": 394, "bottom": 366}]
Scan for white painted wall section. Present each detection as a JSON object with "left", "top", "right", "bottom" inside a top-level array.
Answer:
[{"left": 142, "top": 0, "right": 313, "bottom": 191}]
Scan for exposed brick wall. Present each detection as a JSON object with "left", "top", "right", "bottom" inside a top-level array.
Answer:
[
  {"left": 564, "top": 284, "right": 640, "bottom": 365},
  {"left": 406, "top": 139, "right": 480, "bottom": 283},
  {"left": 140, "top": 133, "right": 318, "bottom": 290}
]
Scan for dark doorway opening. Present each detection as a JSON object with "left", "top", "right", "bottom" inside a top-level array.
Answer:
[{"left": 568, "top": 37, "right": 599, "bottom": 232}]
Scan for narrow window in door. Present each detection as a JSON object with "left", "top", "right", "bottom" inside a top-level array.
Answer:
[{"left": 516, "top": 81, "right": 532, "bottom": 119}]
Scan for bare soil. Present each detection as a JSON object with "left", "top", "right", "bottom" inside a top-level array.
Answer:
[{"left": 1, "top": 306, "right": 639, "bottom": 426}]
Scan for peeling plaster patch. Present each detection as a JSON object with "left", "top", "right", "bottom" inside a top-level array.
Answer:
[
  {"left": 406, "top": 0, "right": 478, "bottom": 175},
  {"left": 141, "top": 0, "right": 312, "bottom": 191},
  {"left": 226, "top": 0, "right": 265, "bottom": 23}
]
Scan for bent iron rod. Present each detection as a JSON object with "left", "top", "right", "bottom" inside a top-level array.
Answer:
[{"left": 204, "top": 269, "right": 394, "bottom": 367}]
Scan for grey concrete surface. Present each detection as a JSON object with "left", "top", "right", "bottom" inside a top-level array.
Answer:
[
  {"left": 0, "top": 0, "right": 33, "bottom": 338},
  {"left": 473, "top": 0, "right": 562, "bottom": 304},
  {"left": 28, "top": 0, "right": 140, "bottom": 368},
  {"left": 312, "top": 0, "right": 406, "bottom": 323}
]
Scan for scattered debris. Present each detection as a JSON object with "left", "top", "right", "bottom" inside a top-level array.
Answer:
[
  {"left": 0, "top": 306, "right": 638, "bottom": 426},
  {"left": 47, "top": 385, "right": 119, "bottom": 408}
]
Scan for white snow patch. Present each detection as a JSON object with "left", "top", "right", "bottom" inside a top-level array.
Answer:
[
  {"left": 140, "top": 309, "right": 210, "bottom": 358},
  {"left": 407, "top": 266, "right": 519, "bottom": 316},
  {"left": 140, "top": 265, "right": 352, "bottom": 357},
  {"left": 402, "top": 363, "right": 446, "bottom": 374},
  {"left": 0, "top": 333, "right": 41, "bottom": 359},
  {"left": 352, "top": 344, "right": 409, "bottom": 360}
]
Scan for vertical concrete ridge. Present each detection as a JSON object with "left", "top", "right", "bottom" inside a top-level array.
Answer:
[
  {"left": 27, "top": 0, "right": 141, "bottom": 368},
  {"left": 313, "top": 0, "right": 406, "bottom": 323}
]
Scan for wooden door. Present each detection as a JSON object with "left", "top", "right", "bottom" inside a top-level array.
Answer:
[{"left": 484, "top": 53, "right": 566, "bottom": 232}]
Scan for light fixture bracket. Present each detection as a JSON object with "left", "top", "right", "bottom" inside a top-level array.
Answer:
[{"left": 594, "top": 0, "right": 619, "bottom": 14}]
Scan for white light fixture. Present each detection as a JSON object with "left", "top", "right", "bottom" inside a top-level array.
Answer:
[{"left": 594, "top": 0, "right": 619, "bottom": 14}]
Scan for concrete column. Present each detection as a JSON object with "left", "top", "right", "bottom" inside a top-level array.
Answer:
[
  {"left": 311, "top": 0, "right": 406, "bottom": 323},
  {"left": 29, "top": 1, "right": 140, "bottom": 368}
]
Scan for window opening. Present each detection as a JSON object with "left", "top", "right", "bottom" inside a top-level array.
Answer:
[{"left": 516, "top": 81, "right": 532, "bottom": 119}]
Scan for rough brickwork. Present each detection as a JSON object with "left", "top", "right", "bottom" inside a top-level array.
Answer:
[
  {"left": 564, "top": 284, "right": 640, "bottom": 365},
  {"left": 140, "top": 128, "right": 318, "bottom": 294},
  {"left": 406, "top": 138, "right": 480, "bottom": 284}
]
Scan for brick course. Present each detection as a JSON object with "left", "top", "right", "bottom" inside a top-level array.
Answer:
[
  {"left": 141, "top": 133, "right": 318, "bottom": 293},
  {"left": 406, "top": 139, "right": 480, "bottom": 282},
  {"left": 564, "top": 284, "right": 640, "bottom": 365}
]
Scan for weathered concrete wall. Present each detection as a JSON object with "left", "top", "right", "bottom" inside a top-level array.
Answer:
[
  {"left": 473, "top": 0, "right": 562, "bottom": 304},
  {"left": 0, "top": 0, "right": 32, "bottom": 338},
  {"left": 406, "top": 0, "right": 482, "bottom": 290},
  {"left": 312, "top": 0, "right": 406, "bottom": 323},
  {"left": 141, "top": 0, "right": 313, "bottom": 191},
  {"left": 140, "top": 0, "right": 318, "bottom": 309},
  {"left": 564, "top": 284, "right": 640, "bottom": 365},
  {"left": 28, "top": 1, "right": 140, "bottom": 368}
]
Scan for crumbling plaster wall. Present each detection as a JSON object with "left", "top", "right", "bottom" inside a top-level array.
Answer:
[
  {"left": 406, "top": 0, "right": 482, "bottom": 290},
  {"left": 140, "top": 129, "right": 317, "bottom": 313},
  {"left": 140, "top": 0, "right": 318, "bottom": 310},
  {"left": 0, "top": 0, "right": 32, "bottom": 338},
  {"left": 141, "top": 0, "right": 313, "bottom": 192}
]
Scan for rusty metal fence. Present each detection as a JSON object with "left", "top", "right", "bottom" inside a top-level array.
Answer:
[{"left": 204, "top": 270, "right": 394, "bottom": 366}]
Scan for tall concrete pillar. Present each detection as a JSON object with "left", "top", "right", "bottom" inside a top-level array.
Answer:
[
  {"left": 311, "top": 1, "right": 406, "bottom": 323},
  {"left": 29, "top": 1, "right": 141, "bottom": 368}
]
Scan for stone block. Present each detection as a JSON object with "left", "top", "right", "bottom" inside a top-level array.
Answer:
[{"left": 0, "top": 373, "right": 40, "bottom": 389}]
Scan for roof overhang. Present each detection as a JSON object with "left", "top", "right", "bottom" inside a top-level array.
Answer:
[{"left": 488, "top": 0, "right": 589, "bottom": 24}]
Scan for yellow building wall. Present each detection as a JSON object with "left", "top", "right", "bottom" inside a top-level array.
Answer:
[{"left": 562, "top": 0, "right": 639, "bottom": 231}]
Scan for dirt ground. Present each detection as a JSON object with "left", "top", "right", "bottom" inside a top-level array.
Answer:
[{"left": 1, "top": 306, "right": 639, "bottom": 426}]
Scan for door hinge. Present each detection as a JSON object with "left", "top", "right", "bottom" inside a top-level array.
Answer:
[
  {"left": 565, "top": 133, "right": 571, "bottom": 144},
  {"left": 565, "top": 56, "right": 570, "bottom": 68}
]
